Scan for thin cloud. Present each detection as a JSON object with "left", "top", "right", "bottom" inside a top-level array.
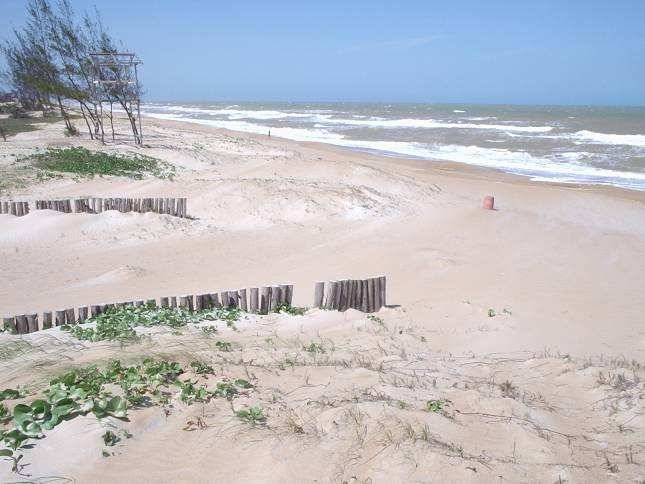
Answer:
[{"left": 339, "top": 36, "right": 439, "bottom": 54}]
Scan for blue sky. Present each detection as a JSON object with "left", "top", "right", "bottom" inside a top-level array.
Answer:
[{"left": 1, "top": 0, "right": 644, "bottom": 106}]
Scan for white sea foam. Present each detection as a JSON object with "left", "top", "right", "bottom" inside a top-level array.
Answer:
[
  {"left": 141, "top": 108, "right": 645, "bottom": 191},
  {"left": 453, "top": 110, "right": 466, "bottom": 113},
  {"left": 142, "top": 105, "right": 331, "bottom": 122},
  {"left": 326, "top": 117, "right": 554, "bottom": 133},
  {"left": 571, "top": 130, "right": 645, "bottom": 148}
]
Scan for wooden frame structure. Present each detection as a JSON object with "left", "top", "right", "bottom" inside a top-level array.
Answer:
[{"left": 89, "top": 52, "right": 143, "bottom": 144}]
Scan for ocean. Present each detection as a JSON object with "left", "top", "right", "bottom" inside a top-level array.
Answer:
[{"left": 140, "top": 102, "right": 645, "bottom": 191}]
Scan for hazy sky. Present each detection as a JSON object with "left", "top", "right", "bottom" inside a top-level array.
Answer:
[{"left": 1, "top": 0, "right": 644, "bottom": 106}]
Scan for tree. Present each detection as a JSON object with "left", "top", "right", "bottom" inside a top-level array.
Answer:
[{"left": 0, "top": 0, "right": 143, "bottom": 143}]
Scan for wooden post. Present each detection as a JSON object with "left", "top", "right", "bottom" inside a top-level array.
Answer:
[
  {"left": 324, "top": 281, "right": 335, "bottom": 309},
  {"left": 90, "top": 305, "right": 102, "bottom": 317},
  {"left": 194, "top": 294, "right": 204, "bottom": 311},
  {"left": 278, "top": 284, "right": 290, "bottom": 305},
  {"left": 169, "top": 297, "right": 177, "bottom": 309},
  {"left": 26, "top": 313, "right": 38, "bottom": 332},
  {"left": 361, "top": 279, "right": 369, "bottom": 312},
  {"left": 367, "top": 278, "right": 376, "bottom": 313},
  {"left": 378, "top": 275, "right": 386, "bottom": 308},
  {"left": 220, "top": 291, "right": 229, "bottom": 309},
  {"left": 227, "top": 291, "right": 238, "bottom": 309},
  {"left": 160, "top": 297, "right": 170, "bottom": 308},
  {"left": 259, "top": 286, "right": 270, "bottom": 314},
  {"left": 65, "top": 308, "right": 75, "bottom": 324},
  {"left": 270, "top": 286, "right": 281, "bottom": 312},
  {"left": 3, "top": 316, "right": 16, "bottom": 333},
  {"left": 314, "top": 282, "right": 325, "bottom": 308},
  {"left": 238, "top": 288, "right": 248, "bottom": 311},
  {"left": 146, "top": 298, "right": 158, "bottom": 308},
  {"left": 200, "top": 293, "right": 212, "bottom": 309},
  {"left": 353, "top": 279, "right": 362, "bottom": 311},
  {"left": 42, "top": 312, "right": 52, "bottom": 329},
  {"left": 210, "top": 293, "right": 221, "bottom": 309},
  {"left": 334, "top": 280, "right": 343, "bottom": 310},
  {"left": 247, "top": 288, "right": 257, "bottom": 313},
  {"left": 178, "top": 295, "right": 193, "bottom": 311},
  {"left": 16, "top": 315, "right": 28, "bottom": 334},
  {"left": 78, "top": 306, "right": 89, "bottom": 323}
]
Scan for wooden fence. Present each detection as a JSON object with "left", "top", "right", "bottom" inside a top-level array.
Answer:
[
  {"left": 312, "top": 276, "right": 386, "bottom": 313},
  {"left": 0, "top": 201, "right": 30, "bottom": 216},
  {"left": 1, "top": 197, "right": 188, "bottom": 218},
  {"left": 1, "top": 276, "right": 387, "bottom": 335},
  {"left": 1, "top": 283, "right": 293, "bottom": 335}
]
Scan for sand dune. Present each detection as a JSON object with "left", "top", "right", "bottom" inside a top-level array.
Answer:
[{"left": 0, "top": 116, "right": 643, "bottom": 482}]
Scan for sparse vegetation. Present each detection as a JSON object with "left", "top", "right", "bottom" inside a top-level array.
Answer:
[
  {"left": 425, "top": 399, "right": 448, "bottom": 413},
  {"left": 235, "top": 406, "right": 266, "bottom": 425},
  {"left": 62, "top": 304, "right": 242, "bottom": 343},
  {"left": 0, "top": 357, "right": 256, "bottom": 472},
  {"left": 304, "top": 341, "right": 325, "bottom": 354},
  {"left": 27, "top": 147, "right": 174, "bottom": 179}
]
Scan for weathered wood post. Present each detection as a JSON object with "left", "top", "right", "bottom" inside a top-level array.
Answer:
[
  {"left": 65, "top": 308, "right": 75, "bottom": 324},
  {"left": 378, "top": 275, "right": 387, "bottom": 308},
  {"left": 314, "top": 282, "right": 325, "bottom": 308},
  {"left": 361, "top": 279, "right": 369, "bottom": 312},
  {"left": 238, "top": 289, "right": 248, "bottom": 311},
  {"left": 201, "top": 293, "right": 212, "bottom": 309},
  {"left": 26, "top": 314, "right": 38, "bottom": 333},
  {"left": 270, "top": 286, "right": 281, "bottom": 312},
  {"left": 220, "top": 291, "right": 229, "bottom": 309},
  {"left": 160, "top": 297, "right": 170, "bottom": 308},
  {"left": 260, "top": 286, "right": 271, "bottom": 314},
  {"left": 42, "top": 312, "right": 53, "bottom": 329},
  {"left": 78, "top": 306, "right": 89, "bottom": 323},
  {"left": 55, "top": 310, "right": 66, "bottom": 326},
  {"left": 169, "top": 297, "right": 177, "bottom": 308},
  {"left": 249, "top": 288, "right": 259, "bottom": 313},
  {"left": 146, "top": 299, "right": 158, "bottom": 308},
  {"left": 324, "top": 281, "right": 335, "bottom": 309},
  {"left": 194, "top": 294, "right": 204, "bottom": 311},
  {"left": 209, "top": 293, "right": 221, "bottom": 309},
  {"left": 178, "top": 295, "right": 192, "bottom": 311},
  {"left": 90, "top": 305, "right": 102, "bottom": 317},
  {"left": 15, "top": 315, "right": 29, "bottom": 334},
  {"left": 227, "top": 291, "right": 238, "bottom": 309}
]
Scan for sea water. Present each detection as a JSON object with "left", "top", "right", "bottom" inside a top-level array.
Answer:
[{"left": 140, "top": 102, "right": 645, "bottom": 191}]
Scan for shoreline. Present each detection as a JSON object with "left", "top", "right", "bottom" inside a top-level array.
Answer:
[{"left": 145, "top": 115, "right": 645, "bottom": 203}]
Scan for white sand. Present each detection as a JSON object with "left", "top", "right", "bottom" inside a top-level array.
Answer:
[{"left": 0, "top": 117, "right": 643, "bottom": 482}]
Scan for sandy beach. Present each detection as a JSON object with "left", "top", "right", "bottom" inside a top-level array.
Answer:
[{"left": 0, "top": 116, "right": 643, "bottom": 482}]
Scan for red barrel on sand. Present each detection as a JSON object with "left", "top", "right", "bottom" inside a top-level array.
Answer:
[{"left": 483, "top": 195, "right": 495, "bottom": 210}]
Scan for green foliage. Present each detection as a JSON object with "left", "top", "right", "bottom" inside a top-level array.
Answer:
[
  {"left": 367, "top": 314, "right": 385, "bottom": 327},
  {"left": 0, "top": 116, "right": 62, "bottom": 139},
  {"left": 276, "top": 304, "right": 307, "bottom": 316},
  {"left": 425, "top": 399, "right": 448, "bottom": 413},
  {"left": 0, "top": 404, "right": 10, "bottom": 423},
  {"left": 27, "top": 147, "right": 174, "bottom": 179},
  {"left": 235, "top": 406, "right": 266, "bottom": 425},
  {"left": 304, "top": 341, "right": 325, "bottom": 354},
  {"left": 63, "top": 305, "right": 243, "bottom": 343},
  {"left": 214, "top": 340, "right": 232, "bottom": 352},
  {"left": 0, "top": 357, "right": 255, "bottom": 469},
  {"left": 0, "top": 389, "right": 22, "bottom": 402},
  {"left": 190, "top": 361, "right": 214, "bottom": 375},
  {"left": 487, "top": 308, "right": 496, "bottom": 317},
  {"left": 102, "top": 430, "right": 120, "bottom": 446},
  {"left": 201, "top": 325, "right": 218, "bottom": 336}
]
